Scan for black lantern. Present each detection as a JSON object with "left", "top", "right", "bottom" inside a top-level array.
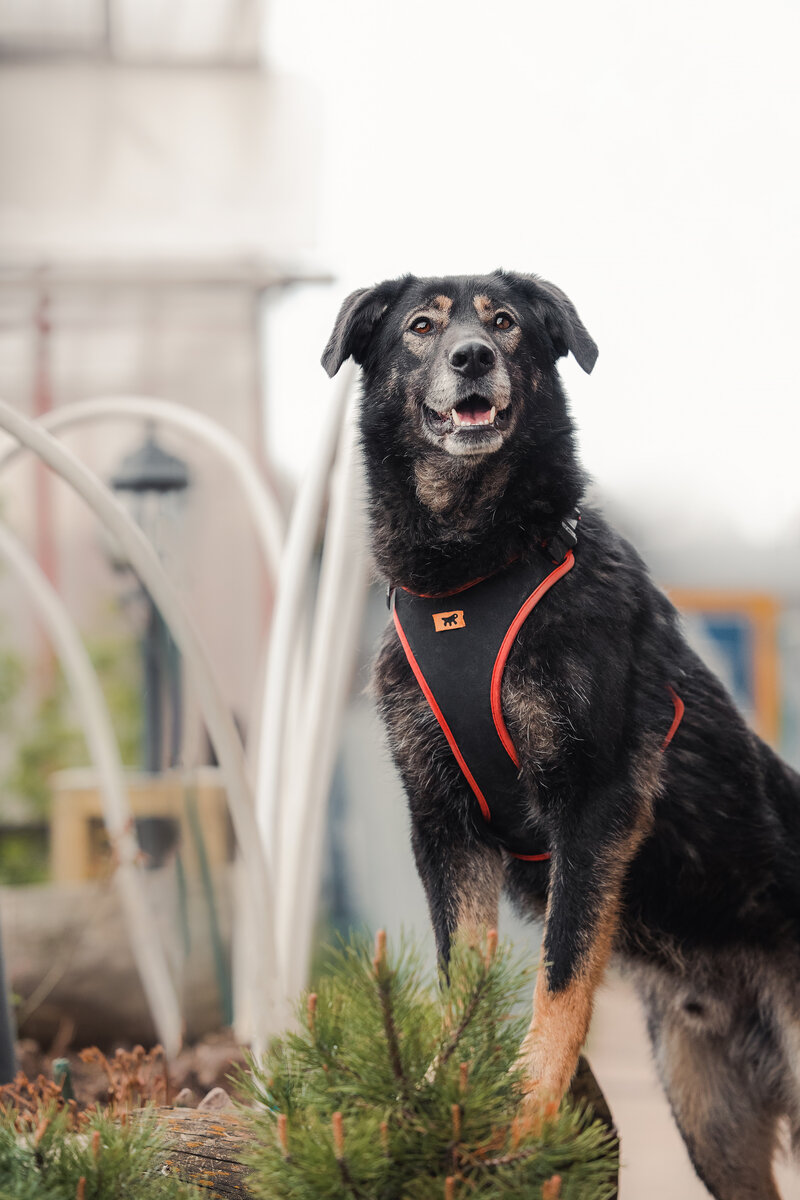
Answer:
[
  {"left": 110, "top": 428, "right": 189, "bottom": 773},
  {"left": 110, "top": 429, "right": 190, "bottom": 867},
  {"left": 110, "top": 431, "right": 190, "bottom": 563}
]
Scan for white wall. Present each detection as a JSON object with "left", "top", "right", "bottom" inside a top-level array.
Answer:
[{"left": 265, "top": 0, "right": 800, "bottom": 546}]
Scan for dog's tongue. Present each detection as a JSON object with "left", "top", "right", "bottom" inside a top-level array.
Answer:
[{"left": 454, "top": 398, "right": 492, "bottom": 425}]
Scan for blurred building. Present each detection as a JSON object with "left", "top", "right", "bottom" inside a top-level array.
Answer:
[{"left": 0, "top": 0, "right": 323, "bottom": 729}]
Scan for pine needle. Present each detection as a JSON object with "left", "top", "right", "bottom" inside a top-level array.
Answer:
[{"left": 238, "top": 931, "right": 618, "bottom": 1199}]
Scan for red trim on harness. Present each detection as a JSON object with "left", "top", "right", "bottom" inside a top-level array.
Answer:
[
  {"left": 395, "top": 547, "right": 685, "bottom": 868},
  {"left": 392, "top": 607, "right": 493, "bottom": 822},
  {"left": 490, "top": 550, "right": 576, "bottom": 767},
  {"left": 401, "top": 558, "right": 520, "bottom": 600},
  {"left": 509, "top": 684, "right": 685, "bottom": 864},
  {"left": 662, "top": 686, "right": 684, "bottom": 750}
]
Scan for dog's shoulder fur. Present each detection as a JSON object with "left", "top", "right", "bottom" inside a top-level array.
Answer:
[{"left": 323, "top": 270, "right": 800, "bottom": 1200}]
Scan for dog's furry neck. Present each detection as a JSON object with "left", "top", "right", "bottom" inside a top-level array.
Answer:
[{"left": 363, "top": 420, "right": 586, "bottom": 594}]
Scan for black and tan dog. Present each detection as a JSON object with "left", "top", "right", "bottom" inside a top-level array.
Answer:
[{"left": 322, "top": 271, "right": 800, "bottom": 1200}]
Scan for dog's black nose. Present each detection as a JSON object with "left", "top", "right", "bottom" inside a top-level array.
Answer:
[{"left": 449, "top": 341, "right": 496, "bottom": 378}]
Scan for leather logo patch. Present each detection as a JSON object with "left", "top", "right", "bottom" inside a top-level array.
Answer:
[{"left": 432, "top": 610, "right": 465, "bottom": 632}]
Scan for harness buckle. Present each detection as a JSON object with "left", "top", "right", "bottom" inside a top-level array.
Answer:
[{"left": 547, "top": 509, "right": 580, "bottom": 562}]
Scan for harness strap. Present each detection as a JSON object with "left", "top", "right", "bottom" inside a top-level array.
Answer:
[
  {"left": 391, "top": 545, "right": 685, "bottom": 861},
  {"left": 490, "top": 553, "right": 575, "bottom": 767},
  {"left": 509, "top": 683, "right": 684, "bottom": 862}
]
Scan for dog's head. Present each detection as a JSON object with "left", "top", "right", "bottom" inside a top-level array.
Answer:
[{"left": 321, "top": 271, "right": 596, "bottom": 460}]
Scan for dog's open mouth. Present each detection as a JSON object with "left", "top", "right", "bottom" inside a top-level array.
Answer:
[{"left": 424, "top": 396, "right": 510, "bottom": 435}]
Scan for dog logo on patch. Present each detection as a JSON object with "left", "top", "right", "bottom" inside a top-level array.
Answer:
[{"left": 433, "top": 610, "right": 465, "bottom": 632}]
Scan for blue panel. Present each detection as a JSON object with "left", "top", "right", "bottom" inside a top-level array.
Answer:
[{"left": 701, "top": 614, "right": 754, "bottom": 710}]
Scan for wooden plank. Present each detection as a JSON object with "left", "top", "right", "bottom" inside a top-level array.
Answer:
[{"left": 150, "top": 1106, "right": 254, "bottom": 1199}]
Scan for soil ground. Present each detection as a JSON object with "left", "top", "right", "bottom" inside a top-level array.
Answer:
[{"left": 14, "top": 1029, "right": 247, "bottom": 1110}]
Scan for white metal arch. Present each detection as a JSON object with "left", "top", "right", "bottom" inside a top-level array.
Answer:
[
  {"left": 0, "top": 396, "right": 285, "bottom": 581},
  {"left": 276, "top": 389, "right": 370, "bottom": 995},
  {"left": 0, "top": 399, "right": 281, "bottom": 1045},
  {"left": 0, "top": 522, "right": 183, "bottom": 1054},
  {"left": 255, "top": 364, "right": 354, "bottom": 868}
]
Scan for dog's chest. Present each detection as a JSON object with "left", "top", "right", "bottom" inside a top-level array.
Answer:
[
  {"left": 374, "top": 610, "right": 561, "bottom": 852},
  {"left": 376, "top": 627, "right": 557, "bottom": 747}
]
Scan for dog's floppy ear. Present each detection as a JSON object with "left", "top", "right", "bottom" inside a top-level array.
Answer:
[
  {"left": 322, "top": 282, "right": 402, "bottom": 377},
  {"left": 537, "top": 279, "right": 598, "bottom": 374},
  {"left": 506, "top": 273, "right": 598, "bottom": 374}
]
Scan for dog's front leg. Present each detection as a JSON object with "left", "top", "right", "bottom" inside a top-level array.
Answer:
[
  {"left": 515, "top": 794, "right": 651, "bottom": 1112},
  {"left": 410, "top": 813, "right": 504, "bottom": 967}
]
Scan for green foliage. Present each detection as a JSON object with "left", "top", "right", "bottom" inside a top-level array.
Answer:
[
  {"left": 6, "top": 635, "right": 143, "bottom": 817},
  {"left": 5, "top": 677, "right": 86, "bottom": 816},
  {"left": 239, "top": 934, "right": 618, "bottom": 1200},
  {"left": 86, "top": 635, "right": 143, "bottom": 770},
  {"left": 0, "top": 630, "right": 143, "bottom": 884},
  {"left": 0, "top": 650, "right": 23, "bottom": 728},
  {"left": 0, "top": 1104, "right": 202, "bottom": 1200},
  {"left": 0, "top": 828, "right": 48, "bottom": 885}
]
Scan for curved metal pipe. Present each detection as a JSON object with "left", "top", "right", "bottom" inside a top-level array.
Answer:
[
  {"left": 0, "top": 395, "right": 286, "bottom": 781},
  {"left": 277, "top": 390, "right": 370, "bottom": 995},
  {"left": 0, "top": 395, "right": 284, "bottom": 580},
  {"left": 0, "top": 399, "right": 280, "bottom": 1046},
  {"left": 0, "top": 521, "right": 183, "bottom": 1054},
  {"left": 256, "top": 365, "right": 354, "bottom": 874}
]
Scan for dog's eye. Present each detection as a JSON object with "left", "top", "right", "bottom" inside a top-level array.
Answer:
[
  {"left": 410, "top": 317, "right": 434, "bottom": 335},
  {"left": 494, "top": 312, "right": 514, "bottom": 331}
]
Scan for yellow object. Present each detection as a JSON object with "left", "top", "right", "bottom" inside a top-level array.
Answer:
[{"left": 49, "top": 767, "right": 232, "bottom": 883}]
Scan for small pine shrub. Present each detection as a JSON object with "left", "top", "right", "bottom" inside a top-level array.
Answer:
[
  {"left": 0, "top": 1103, "right": 202, "bottom": 1200},
  {"left": 0, "top": 1056, "right": 201, "bottom": 1200},
  {"left": 239, "top": 931, "right": 618, "bottom": 1200}
]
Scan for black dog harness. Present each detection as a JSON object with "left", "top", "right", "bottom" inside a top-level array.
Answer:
[{"left": 390, "top": 525, "right": 684, "bottom": 861}]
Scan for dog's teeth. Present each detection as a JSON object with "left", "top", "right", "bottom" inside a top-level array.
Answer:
[{"left": 450, "top": 408, "right": 496, "bottom": 428}]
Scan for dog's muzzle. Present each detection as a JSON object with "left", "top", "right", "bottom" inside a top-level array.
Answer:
[{"left": 422, "top": 393, "right": 512, "bottom": 449}]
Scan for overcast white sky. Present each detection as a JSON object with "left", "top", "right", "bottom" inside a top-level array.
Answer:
[{"left": 262, "top": 0, "right": 800, "bottom": 545}]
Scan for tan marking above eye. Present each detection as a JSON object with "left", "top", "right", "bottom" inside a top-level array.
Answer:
[
  {"left": 473, "top": 295, "right": 493, "bottom": 320},
  {"left": 432, "top": 295, "right": 453, "bottom": 314}
]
